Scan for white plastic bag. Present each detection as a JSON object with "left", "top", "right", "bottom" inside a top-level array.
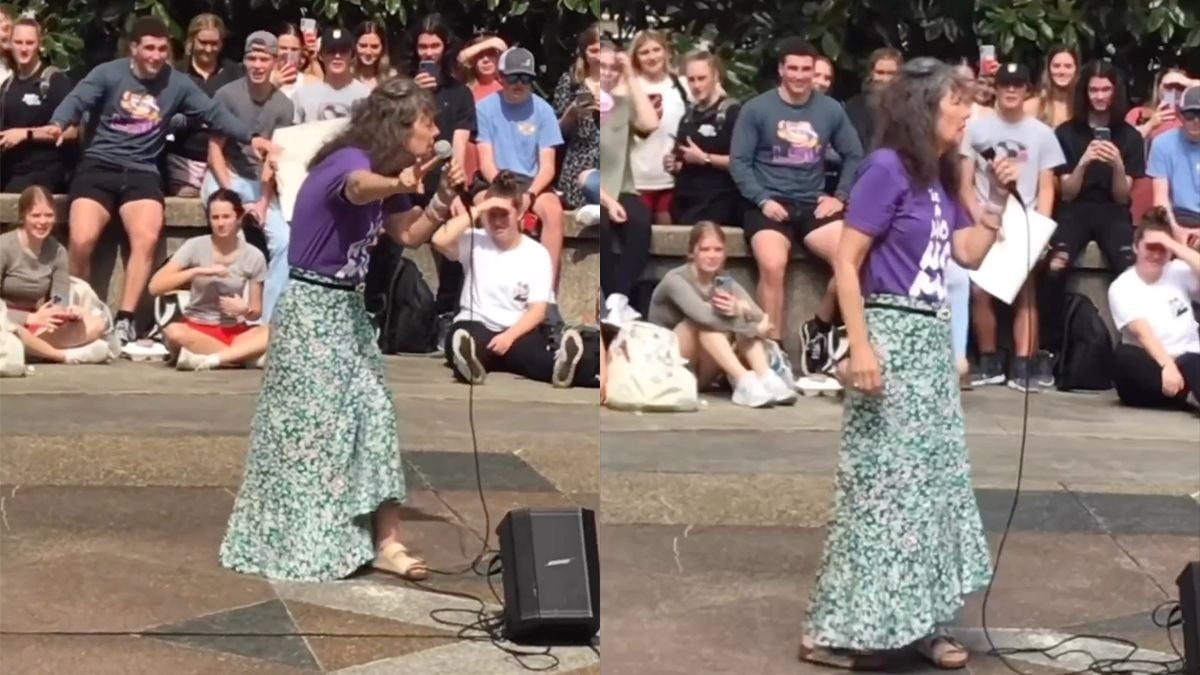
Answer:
[{"left": 604, "top": 321, "right": 699, "bottom": 412}]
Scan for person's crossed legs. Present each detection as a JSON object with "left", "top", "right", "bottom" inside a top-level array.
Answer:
[{"left": 164, "top": 321, "right": 269, "bottom": 370}]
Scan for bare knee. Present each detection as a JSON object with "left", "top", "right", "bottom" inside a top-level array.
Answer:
[
  {"left": 82, "top": 313, "right": 107, "bottom": 341},
  {"left": 162, "top": 322, "right": 186, "bottom": 346},
  {"left": 534, "top": 194, "right": 564, "bottom": 220}
]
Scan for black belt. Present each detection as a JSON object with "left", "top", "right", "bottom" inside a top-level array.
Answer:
[
  {"left": 865, "top": 302, "right": 939, "bottom": 317},
  {"left": 288, "top": 270, "right": 359, "bottom": 291}
]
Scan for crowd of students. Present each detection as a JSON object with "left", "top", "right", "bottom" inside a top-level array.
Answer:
[
  {"left": 598, "top": 29, "right": 1200, "bottom": 411},
  {"left": 0, "top": 8, "right": 602, "bottom": 390}
]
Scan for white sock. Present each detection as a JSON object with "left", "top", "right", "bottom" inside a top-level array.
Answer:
[{"left": 201, "top": 354, "right": 221, "bottom": 369}]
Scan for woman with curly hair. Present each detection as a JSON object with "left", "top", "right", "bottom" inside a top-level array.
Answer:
[
  {"left": 219, "top": 76, "right": 466, "bottom": 583},
  {"left": 799, "top": 58, "right": 1018, "bottom": 670}
]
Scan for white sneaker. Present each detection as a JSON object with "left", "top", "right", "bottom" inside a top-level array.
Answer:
[
  {"left": 64, "top": 339, "right": 113, "bottom": 365},
  {"left": 761, "top": 370, "right": 798, "bottom": 406},
  {"left": 602, "top": 293, "right": 641, "bottom": 327},
  {"left": 576, "top": 204, "right": 601, "bottom": 226},
  {"left": 795, "top": 374, "right": 843, "bottom": 397},
  {"left": 122, "top": 339, "right": 169, "bottom": 362},
  {"left": 732, "top": 372, "right": 775, "bottom": 408},
  {"left": 176, "top": 348, "right": 217, "bottom": 371}
]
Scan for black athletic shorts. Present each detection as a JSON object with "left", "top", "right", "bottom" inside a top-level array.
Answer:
[
  {"left": 740, "top": 197, "right": 842, "bottom": 244},
  {"left": 69, "top": 158, "right": 164, "bottom": 214}
]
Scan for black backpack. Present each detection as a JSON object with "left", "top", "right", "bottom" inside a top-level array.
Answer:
[
  {"left": 364, "top": 239, "right": 439, "bottom": 354},
  {"left": 1054, "top": 293, "right": 1114, "bottom": 391}
]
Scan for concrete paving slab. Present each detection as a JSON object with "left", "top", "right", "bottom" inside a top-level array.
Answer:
[{"left": 0, "top": 635, "right": 315, "bottom": 674}]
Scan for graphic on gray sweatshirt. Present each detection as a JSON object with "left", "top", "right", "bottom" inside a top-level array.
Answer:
[{"left": 51, "top": 58, "right": 254, "bottom": 174}]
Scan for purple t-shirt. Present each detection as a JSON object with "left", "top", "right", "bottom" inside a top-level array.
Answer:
[
  {"left": 846, "top": 149, "right": 972, "bottom": 304},
  {"left": 288, "top": 147, "right": 412, "bottom": 282}
]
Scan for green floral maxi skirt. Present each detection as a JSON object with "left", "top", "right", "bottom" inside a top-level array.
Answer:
[
  {"left": 219, "top": 271, "right": 406, "bottom": 582},
  {"left": 804, "top": 294, "right": 992, "bottom": 651}
]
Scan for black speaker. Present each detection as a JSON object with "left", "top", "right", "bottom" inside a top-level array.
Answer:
[
  {"left": 1179, "top": 562, "right": 1200, "bottom": 675},
  {"left": 497, "top": 507, "right": 599, "bottom": 645}
]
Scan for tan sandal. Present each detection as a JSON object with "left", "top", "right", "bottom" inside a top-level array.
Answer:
[
  {"left": 798, "top": 637, "right": 888, "bottom": 671},
  {"left": 372, "top": 542, "right": 430, "bottom": 581},
  {"left": 915, "top": 635, "right": 969, "bottom": 670}
]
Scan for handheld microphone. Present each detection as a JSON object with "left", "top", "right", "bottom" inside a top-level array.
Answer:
[
  {"left": 977, "top": 146, "right": 1025, "bottom": 209},
  {"left": 432, "top": 139, "right": 470, "bottom": 203},
  {"left": 433, "top": 139, "right": 453, "bottom": 160}
]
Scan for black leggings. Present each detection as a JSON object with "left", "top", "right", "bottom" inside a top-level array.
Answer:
[
  {"left": 600, "top": 193, "right": 652, "bottom": 300},
  {"left": 443, "top": 320, "right": 600, "bottom": 388},
  {"left": 1113, "top": 344, "right": 1200, "bottom": 409},
  {"left": 1041, "top": 204, "right": 1134, "bottom": 347}
]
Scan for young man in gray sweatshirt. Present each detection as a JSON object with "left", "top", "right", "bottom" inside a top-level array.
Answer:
[
  {"left": 41, "top": 16, "right": 275, "bottom": 347},
  {"left": 729, "top": 37, "right": 864, "bottom": 378}
]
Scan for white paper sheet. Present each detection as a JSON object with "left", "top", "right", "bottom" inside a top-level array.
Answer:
[
  {"left": 271, "top": 118, "right": 348, "bottom": 222},
  {"left": 967, "top": 197, "right": 1058, "bottom": 305}
]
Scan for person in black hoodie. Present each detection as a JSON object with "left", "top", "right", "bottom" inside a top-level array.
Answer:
[
  {"left": 665, "top": 50, "right": 741, "bottom": 226},
  {"left": 409, "top": 14, "right": 476, "bottom": 326},
  {"left": 843, "top": 47, "right": 902, "bottom": 151}
]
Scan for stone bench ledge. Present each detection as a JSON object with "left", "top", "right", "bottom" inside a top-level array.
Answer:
[
  {"left": 649, "top": 224, "right": 1110, "bottom": 271},
  {"left": 0, "top": 194, "right": 589, "bottom": 238}
]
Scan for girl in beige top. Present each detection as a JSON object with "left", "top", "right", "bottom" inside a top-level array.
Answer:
[{"left": 0, "top": 186, "right": 111, "bottom": 364}]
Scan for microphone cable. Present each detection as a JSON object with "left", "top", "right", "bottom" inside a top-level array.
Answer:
[
  {"left": 976, "top": 187, "right": 1185, "bottom": 675},
  {"left": 418, "top": 183, "right": 562, "bottom": 671}
]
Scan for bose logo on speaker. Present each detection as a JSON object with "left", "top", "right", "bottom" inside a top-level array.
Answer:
[{"left": 546, "top": 557, "right": 574, "bottom": 567}]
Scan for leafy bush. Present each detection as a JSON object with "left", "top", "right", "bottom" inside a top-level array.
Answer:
[
  {"left": 608, "top": 0, "right": 1199, "bottom": 103},
  {"left": 22, "top": 0, "right": 597, "bottom": 90}
]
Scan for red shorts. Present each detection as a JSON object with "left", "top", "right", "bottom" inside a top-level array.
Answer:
[
  {"left": 183, "top": 318, "right": 250, "bottom": 345},
  {"left": 639, "top": 189, "right": 674, "bottom": 217}
]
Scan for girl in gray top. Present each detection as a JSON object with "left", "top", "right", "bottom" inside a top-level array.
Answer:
[
  {"left": 648, "top": 221, "right": 797, "bottom": 407},
  {"left": 0, "top": 186, "right": 112, "bottom": 364},
  {"left": 148, "top": 190, "right": 268, "bottom": 371}
]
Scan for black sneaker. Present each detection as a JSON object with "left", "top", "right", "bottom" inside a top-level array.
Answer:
[
  {"left": 800, "top": 319, "right": 831, "bottom": 376},
  {"left": 1035, "top": 350, "right": 1056, "bottom": 390},
  {"left": 450, "top": 329, "right": 486, "bottom": 384},
  {"left": 1006, "top": 356, "right": 1039, "bottom": 393},
  {"left": 552, "top": 329, "right": 583, "bottom": 388},
  {"left": 114, "top": 316, "right": 137, "bottom": 347},
  {"left": 826, "top": 325, "right": 849, "bottom": 375},
  {"left": 970, "top": 353, "right": 1006, "bottom": 387}
]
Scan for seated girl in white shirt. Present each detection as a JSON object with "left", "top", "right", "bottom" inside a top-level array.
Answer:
[
  {"left": 1107, "top": 209, "right": 1200, "bottom": 410},
  {"left": 432, "top": 172, "right": 597, "bottom": 388}
]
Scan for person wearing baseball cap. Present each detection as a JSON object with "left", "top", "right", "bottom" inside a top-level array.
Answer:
[
  {"left": 475, "top": 45, "right": 568, "bottom": 304},
  {"left": 961, "top": 60, "right": 1066, "bottom": 391},
  {"left": 1147, "top": 84, "right": 1200, "bottom": 235},
  {"left": 291, "top": 26, "right": 369, "bottom": 123},
  {"left": 202, "top": 30, "right": 296, "bottom": 322}
]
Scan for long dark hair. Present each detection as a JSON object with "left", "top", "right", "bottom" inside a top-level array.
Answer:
[
  {"left": 1070, "top": 60, "right": 1128, "bottom": 129},
  {"left": 873, "top": 57, "right": 972, "bottom": 189},
  {"left": 409, "top": 14, "right": 459, "bottom": 81},
  {"left": 307, "top": 76, "right": 436, "bottom": 176}
]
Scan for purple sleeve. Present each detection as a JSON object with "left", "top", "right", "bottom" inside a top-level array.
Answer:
[
  {"left": 382, "top": 193, "right": 414, "bottom": 215},
  {"left": 845, "top": 150, "right": 907, "bottom": 237},
  {"left": 325, "top": 148, "right": 373, "bottom": 203}
]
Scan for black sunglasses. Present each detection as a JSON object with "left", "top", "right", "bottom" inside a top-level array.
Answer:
[
  {"left": 504, "top": 73, "right": 534, "bottom": 84},
  {"left": 1182, "top": 110, "right": 1200, "bottom": 121}
]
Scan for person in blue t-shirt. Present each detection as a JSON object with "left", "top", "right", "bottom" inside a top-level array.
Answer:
[
  {"left": 474, "top": 47, "right": 566, "bottom": 295},
  {"left": 1148, "top": 85, "right": 1200, "bottom": 247}
]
